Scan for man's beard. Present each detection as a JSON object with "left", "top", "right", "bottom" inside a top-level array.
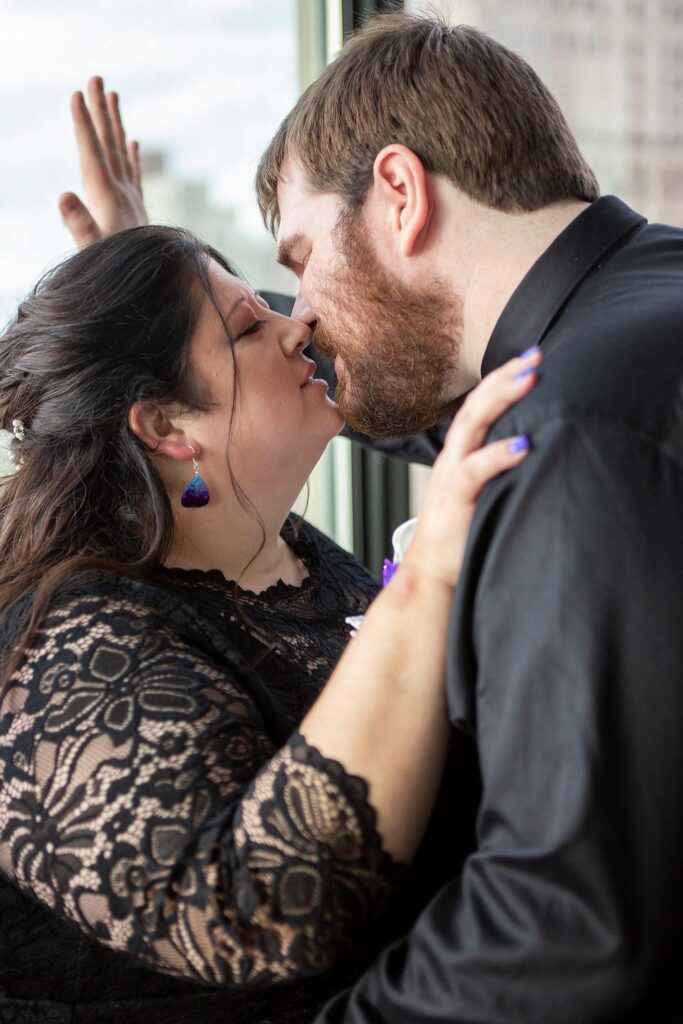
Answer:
[{"left": 312, "top": 214, "right": 464, "bottom": 439}]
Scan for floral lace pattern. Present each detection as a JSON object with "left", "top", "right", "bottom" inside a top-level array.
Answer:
[{"left": 0, "top": 521, "right": 400, "bottom": 989}]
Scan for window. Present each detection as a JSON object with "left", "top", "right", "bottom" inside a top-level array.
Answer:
[
  {"left": 0, "top": 0, "right": 360, "bottom": 552},
  {"left": 406, "top": 0, "right": 683, "bottom": 227},
  {"left": 0, "top": 0, "right": 305, "bottom": 324},
  {"left": 2, "top": 1, "right": 418, "bottom": 570}
]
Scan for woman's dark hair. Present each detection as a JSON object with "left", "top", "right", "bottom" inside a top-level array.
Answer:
[{"left": 0, "top": 225, "right": 255, "bottom": 689}]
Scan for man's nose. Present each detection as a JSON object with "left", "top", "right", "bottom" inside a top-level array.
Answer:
[{"left": 291, "top": 289, "right": 316, "bottom": 325}]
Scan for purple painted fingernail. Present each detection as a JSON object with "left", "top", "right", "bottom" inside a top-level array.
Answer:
[
  {"left": 515, "top": 365, "right": 537, "bottom": 381},
  {"left": 520, "top": 346, "right": 541, "bottom": 359},
  {"left": 507, "top": 435, "right": 530, "bottom": 454}
]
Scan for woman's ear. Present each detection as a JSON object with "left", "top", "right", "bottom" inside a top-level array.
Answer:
[
  {"left": 371, "top": 145, "right": 431, "bottom": 258},
  {"left": 128, "top": 401, "right": 196, "bottom": 461}
]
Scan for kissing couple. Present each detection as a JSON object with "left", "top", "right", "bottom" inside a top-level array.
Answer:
[{"left": 1, "top": 11, "right": 682, "bottom": 1024}]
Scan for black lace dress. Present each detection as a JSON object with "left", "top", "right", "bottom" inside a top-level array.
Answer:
[{"left": 0, "top": 517, "right": 479, "bottom": 1024}]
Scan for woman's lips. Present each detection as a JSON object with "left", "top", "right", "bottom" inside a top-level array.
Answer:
[{"left": 300, "top": 358, "right": 318, "bottom": 387}]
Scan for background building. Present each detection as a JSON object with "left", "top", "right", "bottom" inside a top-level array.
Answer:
[
  {"left": 407, "top": 0, "right": 683, "bottom": 225},
  {"left": 140, "top": 148, "right": 296, "bottom": 293}
]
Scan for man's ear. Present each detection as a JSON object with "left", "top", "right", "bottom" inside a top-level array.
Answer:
[
  {"left": 128, "top": 400, "right": 195, "bottom": 461},
  {"left": 371, "top": 145, "right": 431, "bottom": 257}
]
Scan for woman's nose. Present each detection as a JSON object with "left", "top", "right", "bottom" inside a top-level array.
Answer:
[{"left": 280, "top": 319, "right": 312, "bottom": 358}]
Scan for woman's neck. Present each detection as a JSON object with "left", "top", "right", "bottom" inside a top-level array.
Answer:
[{"left": 165, "top": 501, "right": 308, "bottom": 593}]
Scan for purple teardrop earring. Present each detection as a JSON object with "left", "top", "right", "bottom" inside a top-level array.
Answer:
[{"left": 180, "top": 445, "right": 210, "bottom": 508}]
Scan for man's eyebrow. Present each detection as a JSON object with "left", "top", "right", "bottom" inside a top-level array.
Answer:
[{"left": 276, "top": 233, "right": 306, "bottom": 270}]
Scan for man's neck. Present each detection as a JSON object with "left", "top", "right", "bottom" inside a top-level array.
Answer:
[{"left": 431, "top": 188, "right": 590, "bottom": 389}]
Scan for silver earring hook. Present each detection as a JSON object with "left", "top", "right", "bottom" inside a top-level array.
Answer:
[{"left": 184, "top": 444, "right": 200, "bottom": 475}]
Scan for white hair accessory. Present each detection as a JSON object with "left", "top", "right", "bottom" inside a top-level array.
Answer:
[{"left": 11, "top": 418, "right": 26, "bottom": 442}]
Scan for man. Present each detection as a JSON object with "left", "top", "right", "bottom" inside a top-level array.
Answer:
[
  {"left": 252, "top": 12, "right": 683, "bottom": 1023},
  {"left": 59, "top": 14, "right": 683, "bottom": 1022}
]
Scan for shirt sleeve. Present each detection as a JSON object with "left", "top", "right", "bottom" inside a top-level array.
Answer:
[
  {"left": 0, "top": 585, "right": 402, "bottom": 987},
  {"left": 316, "top": 418, "right": 683, "bottom": 1022}
]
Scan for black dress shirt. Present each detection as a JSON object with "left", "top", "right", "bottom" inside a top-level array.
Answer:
[{"left": 315, "top": 196, "right": 683, "bottom": 1023}]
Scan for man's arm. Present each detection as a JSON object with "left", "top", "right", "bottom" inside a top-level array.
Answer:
[
  {"left": 260, "top": 290, "right": 455, "bottom": 466},
  {"left": 317, "top": 418, "right": 683, "bottom": 1023}
]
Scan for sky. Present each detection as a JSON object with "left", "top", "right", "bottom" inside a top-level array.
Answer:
[{"left": 0, "top": 0, "right": 299, "bottom": 324}]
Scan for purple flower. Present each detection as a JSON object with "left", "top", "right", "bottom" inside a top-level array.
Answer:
[{"left": 382, "top": 560, "right": 399, "bottom": 588}]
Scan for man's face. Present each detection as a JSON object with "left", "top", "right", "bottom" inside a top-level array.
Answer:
[{"left": 276, "top": 159, "right": 463, "bottom": 438}]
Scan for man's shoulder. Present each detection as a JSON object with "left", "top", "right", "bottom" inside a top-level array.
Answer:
[
  {"left": 499, "top": 236, "right": 683, "bottom": 444},
  {"left": 565, "top": 215, "right": 683, "bottom": 358}
]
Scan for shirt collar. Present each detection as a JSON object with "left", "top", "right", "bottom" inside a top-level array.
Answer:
[{"left": 481, "top": 196, "right": 646, "bottom": 376}]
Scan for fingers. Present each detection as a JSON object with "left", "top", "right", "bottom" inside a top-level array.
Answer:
[
  {"left": 58, "top": 192, "right": 102, "bottom": 249},
  {"left": 443, "top": 347, "right": 542, "bottom": 463},
  {"left": 87, "top": 76, "right": 125, "bottom": 180},
  {"left": 127, "top": 139, "right": 142, "bottom": 192},
  {"left": 71, "top": 90, "right": 111, "bottom": 194},
  {"left": 107, "top": 91, "right": 131, "bottom": 175},
  {"left": 454, "top": 435, "right": 530, "bottom": 505}
]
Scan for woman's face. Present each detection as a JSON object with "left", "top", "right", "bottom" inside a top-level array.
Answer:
[{"left": 185, "top": 260, "right": 343, "bottom": 508}]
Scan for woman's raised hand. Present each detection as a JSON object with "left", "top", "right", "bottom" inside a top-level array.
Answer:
[
  {"left": 58, "top": 77, "right": 148, "bottom": 249},
  {"left": 404, "top": 347, "right": 543, "bottom": 589}
]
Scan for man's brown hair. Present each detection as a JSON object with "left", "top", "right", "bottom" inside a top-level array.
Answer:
[{"left": 256, "top": 11, "right": 599, "bottom": 233}]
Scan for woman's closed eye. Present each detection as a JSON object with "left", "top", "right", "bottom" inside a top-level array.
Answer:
[{"left": 238, "top": 319, "right": 267, "bottom": 339}]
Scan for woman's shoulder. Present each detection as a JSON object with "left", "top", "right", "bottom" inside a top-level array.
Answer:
[
  {"left": 1, "top": 567, "right": 259, "bottom": 695},
  {"left": 0, "top": 568, "right": 145, "bottom": 643},
  {"left": 34, "top": 568, "right": 193, "bottom": 636},
  {"left": 0, "top": 567, "right": 279, "bottom": 743}
]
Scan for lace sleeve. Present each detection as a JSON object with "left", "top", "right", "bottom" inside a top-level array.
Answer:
[{"left": 0, "top": 588, "right": 403, "bottom": 986}]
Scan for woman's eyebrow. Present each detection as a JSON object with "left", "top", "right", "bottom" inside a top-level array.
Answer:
[{"left": 226, "top": 297, "right": 247, "bottom": 320}]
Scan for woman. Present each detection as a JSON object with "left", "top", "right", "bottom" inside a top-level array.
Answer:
[{"left": 0, "top": 101, "right": 540, "bottom": 1024}]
